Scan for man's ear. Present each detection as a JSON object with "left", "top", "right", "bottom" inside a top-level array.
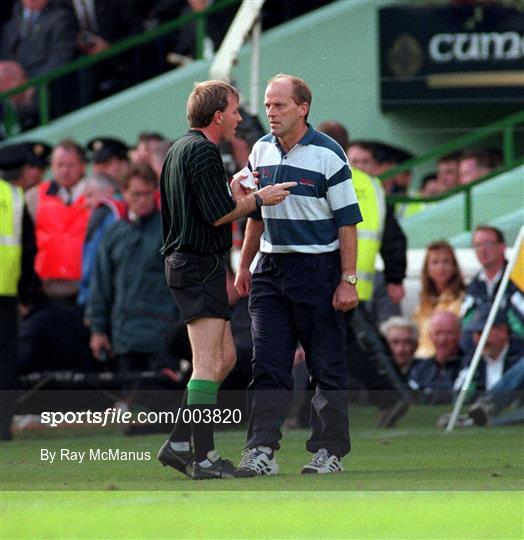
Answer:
[
  {"left": 298, "top": 102, "right": 309, "bottom": 119},
  {"left": 213, "top": 110, "right": 223, "bottom": 125}
]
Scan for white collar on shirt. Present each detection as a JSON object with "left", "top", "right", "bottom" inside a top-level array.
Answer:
[
  {"left": 57, "top": 180, "right": 86, "bottom": 204},
  {"left": 483, "top": 343, "right": 509, "bottom": 391},
  {"left": 478, "top": 267, "right": 503, "bottom": 297}
]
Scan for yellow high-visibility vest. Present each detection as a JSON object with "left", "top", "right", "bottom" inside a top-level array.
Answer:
[
  {"left": 352, "top": 168, "right": 385, "bottom": 301},
  {"left": 0, "top": 179, "right": 24, "bottom": 296}
]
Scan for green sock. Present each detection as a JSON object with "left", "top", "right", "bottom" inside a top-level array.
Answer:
[
  {"left": 188, "top": 379, "right": 220, "bottom": 462},
  {"left": 187, "top": 379, "right": 219, "bottom": 405}
]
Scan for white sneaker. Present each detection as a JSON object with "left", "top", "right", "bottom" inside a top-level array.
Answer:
[
  {"left": 238, "top": 447, "right": 279, "bottom": 476},
  {"left": 301, "top": 449, "right": 344, "bottom": 474}
]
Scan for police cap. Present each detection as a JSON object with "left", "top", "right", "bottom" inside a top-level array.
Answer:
[{"left": 87, "top": 137, "right": 129, "bottom": 163}]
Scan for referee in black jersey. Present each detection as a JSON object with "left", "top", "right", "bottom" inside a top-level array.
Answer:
[{"left": 157, "top": 80, "right": 295, "bottom": 480}]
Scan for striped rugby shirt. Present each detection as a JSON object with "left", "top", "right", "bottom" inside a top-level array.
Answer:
[{"left": 250, "top": 126, "right": 362, "bottom": 254}]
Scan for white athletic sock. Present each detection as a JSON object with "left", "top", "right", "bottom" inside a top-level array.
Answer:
[
  {"left": 170, "top": 441, "right": 191, "bottom": 452},
  {"left": 197, "top": 449, "right": 220, "bottom": 468}
]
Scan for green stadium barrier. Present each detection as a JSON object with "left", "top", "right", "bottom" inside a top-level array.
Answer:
[{"left": 400, "top": 165, "right": 524, "bottom": 248}]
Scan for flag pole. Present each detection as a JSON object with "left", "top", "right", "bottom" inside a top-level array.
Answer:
[{"left": 446, "top": 225, "right": 524, "bottom": 432}]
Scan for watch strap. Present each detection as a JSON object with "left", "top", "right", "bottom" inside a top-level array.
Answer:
[{"left": 341, "top": 273, "right": 358, "bottom": 285}]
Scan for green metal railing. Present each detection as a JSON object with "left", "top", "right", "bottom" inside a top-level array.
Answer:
[
  {"left": 0, "top": 0, "right": 241, "bottom": 136},
  {"left": 382, "top": 108, "right": 524, "bottom": 231}
]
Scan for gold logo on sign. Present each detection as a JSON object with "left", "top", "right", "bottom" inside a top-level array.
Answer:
[{"left": 387, "top": 34, "right": 424, "bottom": 79}]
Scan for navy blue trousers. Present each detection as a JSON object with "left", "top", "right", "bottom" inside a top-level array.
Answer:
[{"left": 246, "top": 251, "right": 350, "bottom": 457}]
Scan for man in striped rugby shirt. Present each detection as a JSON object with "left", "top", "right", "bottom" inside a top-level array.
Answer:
[{"left": 235, "top": 74, "right": 362, "bottom": 475}]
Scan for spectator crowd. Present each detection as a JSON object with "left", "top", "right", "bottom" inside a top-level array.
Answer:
[
  {"left": 348, "top": 140, "right": 503, "bottom": 200},
  {"left": 1, "top": 102, "right": 522, "bottom": 443},
  {"left": 0, "top": 0, "right": 334, "bottom": 136}
]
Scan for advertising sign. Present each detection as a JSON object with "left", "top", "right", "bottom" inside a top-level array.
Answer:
[{"left": 380, "top": 5, "right": 524, "bottom": 106}]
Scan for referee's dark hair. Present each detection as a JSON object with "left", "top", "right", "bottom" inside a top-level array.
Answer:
[
  {"left": 121, "top": 162, "right": 158, "bottom": 190},
  {"left": 187, "top": 80, "right": 239, "bottom": 128}
]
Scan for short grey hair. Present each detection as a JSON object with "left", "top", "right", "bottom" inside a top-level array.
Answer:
[
  {"left": 380, "top": 316, "right": 419, "bottom": 343},
  {"left": 83, "top": 172, "right": 118, "bottom": 192}
]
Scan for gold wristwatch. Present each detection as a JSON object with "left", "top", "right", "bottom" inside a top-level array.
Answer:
[{"left": 341, "top": 274, "right": 358, "bottom": 285}]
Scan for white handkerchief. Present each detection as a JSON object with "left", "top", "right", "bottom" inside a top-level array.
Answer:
[{"left": 233, "top": 166, "right": 257, "bottom": 189}]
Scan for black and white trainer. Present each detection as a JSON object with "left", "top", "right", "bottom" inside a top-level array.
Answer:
[
  {"left": 301, "top": 449, "right": 344, "bottom": 474},
  {"left": 157, "top": 440, "right": 194, "bottom": 478},
  {"left": 238, "top": 447, "right": 280, "bottom": 476},
  {"left": 192, "top": 450, "right": 257, "bottom": 480},
  {"left": 468, "top": 400, "right": 495, "bottom": 426}
]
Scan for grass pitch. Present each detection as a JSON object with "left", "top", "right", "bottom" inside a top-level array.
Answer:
[
  {"left": 1, "top": 406, "right": 523, "bottom": 538},
  {"left": 3, "top": 491, "right": 522, "bottom": 539}
]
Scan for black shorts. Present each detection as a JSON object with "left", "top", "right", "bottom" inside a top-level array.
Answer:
[{"left": 165, "top": 252, "right": 230, "bottom": 323}]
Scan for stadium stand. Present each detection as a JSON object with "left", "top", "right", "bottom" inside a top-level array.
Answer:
[{"left": 1, "top": 0, "right": 523, "bottom": 436}]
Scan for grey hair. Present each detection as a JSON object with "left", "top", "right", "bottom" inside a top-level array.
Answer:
[
  {"left": 83, "top": 172, "right": 118, "bottom": 192},
  {"left": 379, "top": 316, "right": 419, "bottom": 343}
]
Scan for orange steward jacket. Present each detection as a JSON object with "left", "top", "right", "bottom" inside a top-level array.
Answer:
[{"left": 34, "top": 181, "right": 89, "bottom": 281}]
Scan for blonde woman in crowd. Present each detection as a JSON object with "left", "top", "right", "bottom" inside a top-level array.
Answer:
[{"left": 414, "top": 241, "right": 465, "bottom": 358}]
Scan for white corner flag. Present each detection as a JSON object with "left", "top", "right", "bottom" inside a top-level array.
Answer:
[{"left": 446, "top": 225, "right": 524, "bottom": 432}]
